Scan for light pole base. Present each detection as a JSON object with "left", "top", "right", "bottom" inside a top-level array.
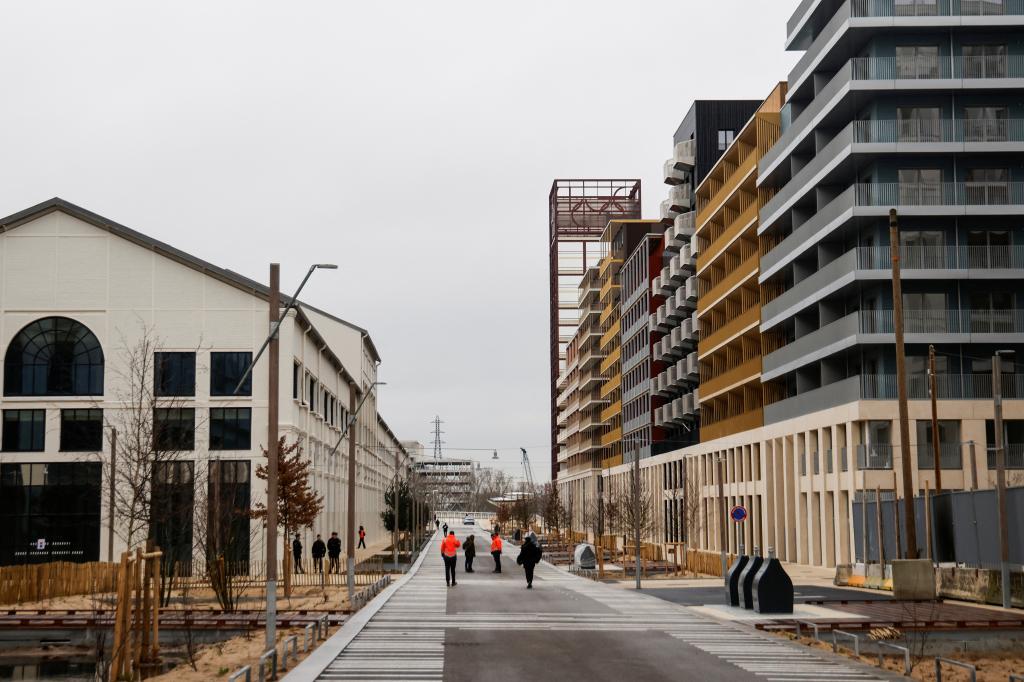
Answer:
[
  {"left": 347, "top": 557, "right": 356, "bottom": 605},
  {"left": 265, "top": 579, "right": 277, "bottom": 650}
]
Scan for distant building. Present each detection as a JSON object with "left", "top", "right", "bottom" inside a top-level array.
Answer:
[{"left": 413, "top": 455, "right": 473, "bottom": 511}]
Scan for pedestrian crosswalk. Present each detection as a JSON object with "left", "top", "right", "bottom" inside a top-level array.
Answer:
[{"left": 314, "top": 532, "right": 890, "bottom": 681}]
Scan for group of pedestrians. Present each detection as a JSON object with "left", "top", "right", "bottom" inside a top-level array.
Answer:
[
  {"left": 438, "top": 523, "right": 542, "bottom": 589},
  {"left": 291, "top": 527, "right": 362, "bottom": 574}
]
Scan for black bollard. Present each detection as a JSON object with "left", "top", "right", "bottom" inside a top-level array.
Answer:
[
  {"left": 739, "top": 545, "right": 764, "bottom": 609},
  {"left": 724, "top": 544, "right": 748, "bottom": 607},
  {"left": 753, "top": 546, "right": 794, "bottom": 614}
]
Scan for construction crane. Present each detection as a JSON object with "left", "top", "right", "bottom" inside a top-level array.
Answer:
[{"left": 520, "top": 447, "right": 534, "bottom": 489}]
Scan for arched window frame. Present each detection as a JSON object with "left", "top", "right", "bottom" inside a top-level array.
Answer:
[{"left": 3, "top": 317, "right": 105, "bottom": 397}]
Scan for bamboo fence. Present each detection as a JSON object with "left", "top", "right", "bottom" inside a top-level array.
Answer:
[{"left": 0, "top": 561, "right": 119, "bottom": 604}]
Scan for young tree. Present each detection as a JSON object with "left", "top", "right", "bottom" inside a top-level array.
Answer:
[
  {"left": 683, "top": 467, "right": 704, "bottom": 575},
  {"left": 251, "top": 437, "right": 324, "bottom": 597},
  {"left": 541, "top": 483, "right": 563, "bottom": 538},
  {"left": 381, "top": 478, "right": 428, "bottom": 533}
]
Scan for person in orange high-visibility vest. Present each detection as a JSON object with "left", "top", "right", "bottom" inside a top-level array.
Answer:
[
  {"left": 441, "top": 531, "right": 461, "bottom": 587},
  {"left": 490, "top": 532, "right": 503, "bottom": 574}
]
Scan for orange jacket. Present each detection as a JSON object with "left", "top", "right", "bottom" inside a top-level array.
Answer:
[
  {"left": 441, "top": 535, "right": 461, "bottom": 557},
  {"left": 490, "top": 536, "right": 502, "bottom": 552}
]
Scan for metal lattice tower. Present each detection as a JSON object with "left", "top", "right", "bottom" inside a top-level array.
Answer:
[
  {"left": 430, "top": 416, "right": 445, "bottom": 460},
  {"left": 520, "top": 448, "right": 534, "bottom": 489}
]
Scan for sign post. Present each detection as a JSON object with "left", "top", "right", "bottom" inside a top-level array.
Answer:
[{"left": 730, "top": 506, "right": 747, "bottom": 556}]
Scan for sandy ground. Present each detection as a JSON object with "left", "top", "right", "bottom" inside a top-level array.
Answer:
[
  {"left": 773, "top": 630, "right": 1024, "bottom": 681},
  {"left": 147, "top": 626, "right": 315, "bottom": 682}
]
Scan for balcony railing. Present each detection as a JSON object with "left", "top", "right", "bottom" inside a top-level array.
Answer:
[
  {"left": 858, "top": 308, "right": 1024, "bottom": 335},
  {"left": 986, "top": 444, "right": 1024, "bottom": 469},
  {"left": 853, "top": 118, "right": 1024, "bottom": 144},
  {"left": 917, "top": 443, "right": 964, "bottom": 469},
  {"left": 856, "top": 245, "right": 1024, "bottom": 270},
  {"left": 856, "top": 181, "right": 1024, "bottom": 207},
  {"left": 857, "top": 443, "right": 894, "bottom": 469},
  {"left": 852, "top": 0, "right": 1024, "bottom": 17},
  {"left": 860, "top": 373, "right": 1024, "bottom": 399},
  {"left": 851, "top": 55, "right": 1024, "bottom": 80}
]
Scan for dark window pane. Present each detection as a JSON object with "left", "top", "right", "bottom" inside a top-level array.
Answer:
[
  {"left": 3, "top": 318, "right": 104, "bottom": 397},
  {"left": 210, "top": 408, "right": 251, "bottom": 451},
  {"left": 154, "top": 408, "right": 195, "bottom": 451},
  {"left": 211, "top": 352, "right": 252, "bottom": 397},
  {"left": 2, "top": 410, "right": 46, "bottom": 452},
  {"left": 60, "top": 409, "right": 103, "bottom": 452},
  {"left": 155, "top": 352, "right": 196, "bottom": 397}
]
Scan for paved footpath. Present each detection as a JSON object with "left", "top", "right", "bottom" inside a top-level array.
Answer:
[{"left": 290, "top": 523, "right": 899, "bottom": 682}]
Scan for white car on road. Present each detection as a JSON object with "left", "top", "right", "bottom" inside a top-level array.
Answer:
[{"left": 463, "top": 516, "right": 475, "bottom": 525}]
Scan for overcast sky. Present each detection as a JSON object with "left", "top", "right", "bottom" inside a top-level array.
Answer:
[{"left": 0, "top": 1, "right": 799, "bottom": 482}]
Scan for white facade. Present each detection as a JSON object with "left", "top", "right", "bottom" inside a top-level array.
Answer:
[{"left": 0, "top": 199, "right": 408, "bottom": 566}]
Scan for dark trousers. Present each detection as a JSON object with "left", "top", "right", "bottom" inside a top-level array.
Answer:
[
  {"left": 313, "top": 556, "right": 323, "bottom": 573},
  {"left": 443, "top": 555, "right": 457, "bottom": 585},
  {"left": 465, "top": 554, "right": 474, "bottom": 572},
  {"left": 524, "top": 562, "right": 535, "bottom": 586},
  {"left": 328, "top": 555, "right": 340, "bottom": 574},
  {"left": 293, "top": 554, "right": 303, "bottom": 573},
  {"left": 358, "top": 537, "right": 366, "bottom": 549},
  {"left": 491, "top": 551, "right": 502, "bottom": 573}
]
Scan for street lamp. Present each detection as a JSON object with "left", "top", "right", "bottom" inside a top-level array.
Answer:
[
  {"left": 234, "top": 262, "right": 336, "bottom": 651},
  {"left": 326, "top": 380, "right": 386, "bottom": 604}
]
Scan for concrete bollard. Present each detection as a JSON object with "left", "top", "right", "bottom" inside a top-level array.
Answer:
[
  {"left": 738, "top": 546, "right": 764, "bottom": 609},
  {"left": 725, "top": 544, "right": 749, "bottom": 607},
  {"left": 753, "top": 547, "right": 794, "bottom": 614}
]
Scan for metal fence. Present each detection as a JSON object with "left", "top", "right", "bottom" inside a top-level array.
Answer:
[{"left": 853, "top": 486, "right": 1024, "bottom": 567}]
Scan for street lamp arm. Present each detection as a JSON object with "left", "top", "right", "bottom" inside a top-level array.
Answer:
[
  {"left": 327, "top": 381, "right": 385, "bottom": 458},
  {"left": 233, "top": 263, "right": 338, "bottom": 395}
]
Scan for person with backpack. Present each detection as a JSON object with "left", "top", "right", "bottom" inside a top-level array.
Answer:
[
  {"left": 516, "top": 532, "right": 543, "bottom": 589},
  {"left": 311, "top": 534, "right": 326, "bottom": 573}
]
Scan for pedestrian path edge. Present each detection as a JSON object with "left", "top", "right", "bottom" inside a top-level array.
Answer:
[{"left": 282, "top": 532, "right": 438, "bottom": 681}]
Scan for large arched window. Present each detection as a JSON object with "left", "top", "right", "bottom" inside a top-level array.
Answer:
[{"left": 3, "top": 317, "right": 104, "bottom": 396}]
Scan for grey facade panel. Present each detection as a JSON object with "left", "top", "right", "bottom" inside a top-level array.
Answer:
[
  {"left": 763, "top": 375, "right": 861, "bottom": 425},
  {"left": 674, "top": 100, "right": 761, "bottom": 186}
]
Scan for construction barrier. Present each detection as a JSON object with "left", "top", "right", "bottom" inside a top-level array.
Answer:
[{"left": 0, "top": 560, "right": 119, "bottom": 604}]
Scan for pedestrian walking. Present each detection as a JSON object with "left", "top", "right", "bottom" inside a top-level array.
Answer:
[
  {"left": 311, "top": 534, "right": 326, "bottom": 573},
  {"left": 442, "top": 522, "right": 449, "bottom": 536},
  {"left": 358, "top": 525, "right": 367, "bottom": 549},
  {"left": 490, "top": 532, "right": 503, "bottom": 573},
  {"left": 463, "top": 534, "right": 476, "bottom": 573},
  {"left": 292, "top": 534, "right": 304, "bottom": 574},
  {"left": 327, "top": 532, "right": 342, "bottom": 574},
  {"left": 441, "top": 531, "right": 461, "bottom": 587},
  {"left": 516, "top": 532, "right": 543, "bottom": 589},
  {"left": 434, "top": 517, "right": 440, "bottom": 530}
]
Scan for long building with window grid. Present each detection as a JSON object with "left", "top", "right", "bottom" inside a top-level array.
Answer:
[
  {"left": 0, "top": 198, "right": 410, "bottom": 567},
  {"left": 600, "top": 0, "right": 1024, "bottom": 570}
]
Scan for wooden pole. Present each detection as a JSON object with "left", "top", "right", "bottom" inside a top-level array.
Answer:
[
  {"left": 892, "top": 472, "right": 902, "bottom": 561},
  {"left": 108, "top": 428, "right": 117, "bottom": 564},
  {"left": 929, "top": 344, "right": 943, "bottom": 494},
  {"left": 133, "top": 548, "right": 143, "bottom": 675},
  {"left": 993, "top": 351, "right": 1011, "bottom": 609},
  {"left": 890, "top": 209, "right": 918, "bottom": 559},
  {"left": 924, "top": 480, "right": 932, "bottom": 563},
  {"left": 968, "top": 440, "right": 979, "bottom": 491},
  {"left": 141, "top": 540, "right": 152, "bottom": 661},
  {"left": 266, "top": 263, "right": 281, "bottom": 650},
  {"left": 875, "top": 486, "right": 884, "bottom": 567}
]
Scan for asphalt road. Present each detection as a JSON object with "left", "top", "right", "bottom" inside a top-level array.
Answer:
[{"left": 311, "top": 524, "right": 900, "bottom": 682}]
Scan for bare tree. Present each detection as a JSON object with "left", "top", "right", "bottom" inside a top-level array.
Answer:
[
  {"left": 616, "top": 468, "right": 660, "bottom": 586},
  {"left": 682, "top": 468, "right": 704, "bottom": 575}
]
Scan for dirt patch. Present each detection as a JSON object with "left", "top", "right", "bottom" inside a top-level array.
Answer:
[
  {"left": 771, "top": 630, "right": 1024, "bottom": 681},
  {"left": 148, "top": 626, "right": 314, "bottom": 682}
]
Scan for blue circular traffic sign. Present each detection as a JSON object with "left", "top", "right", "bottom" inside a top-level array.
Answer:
[{"left": 729, "top": 505, "right": 747, "bottom": 523}]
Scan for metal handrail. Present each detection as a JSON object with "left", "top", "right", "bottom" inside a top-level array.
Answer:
[
  {"left": 257, "top": 649, "right": 277, "bottom": 682},
  {"left": 833, "top": 629, "right": 861, "bottom": 656},
  {"left": 875, "top": 641, "right": 911, "bottom": 675},
  {"left": 228, "top": 665, "right": 252, "bottom": 682},
  {"left": 935, "top": 656, "right": 976, "bottom": 681},
  {"left": 793, "top": 619, "right": 821, "bottom": 640},
  {"left": 280, "top": 635, "right": 298, "bottom": 671}
]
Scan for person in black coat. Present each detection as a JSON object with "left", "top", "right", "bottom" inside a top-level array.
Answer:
[
  {"left": 463, "top": 534, "right": 476, "bottom": 573},
  {"left": 516, "top": 533, "right": 543, "bottom": 589},
  {"left": 311, "top": 534, "right": 326, "bottom": 573},
  {"left": 292, "top": 534, "right": 304, "bottom": 574},
  {"left": 327, "top": 532, "right": 342, "bottom": 574}
]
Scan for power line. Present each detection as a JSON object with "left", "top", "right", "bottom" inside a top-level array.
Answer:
[{"left": 430, "top": 416, "right": 445, "bottom": 460}]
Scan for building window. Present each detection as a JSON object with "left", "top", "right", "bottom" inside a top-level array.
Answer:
[
  {"left": 308, "top": 376, "right": 317, "bottom": 412},
  {"left": 962, "top": 43, "right": 1007, "bottom": 78},
  {"left": 985, "top": 419, "right": 1024, "bottom": 468},
  {"left": 964, "top": 105, "right": 1009, "bottom": 142},
  {"left": 965, "top": 167, "right": 1010, "bottom": 204},
  {"left": 897, "top": 168, "right": 942, "bottom": 204},
  {"left": 292, "top": 362, "right": 301, "bottom": 400},
  {"left": 896, "top": 45, "right": 940, "bottom": 78},
  {"left": 3, "top": 317, "right": 104, "bottom": 397},
  {"left": 717, "top": 129, "right": 734, "bottom": 150},
  {"left": 155, "top": 352, "right": 196, "bottom": 397},
  {"left": 210, "top": 408, "right": 251, "bottom": 451},
  {"left": 210, "top": 352, "right": 252, "bottom": 397},
  {"left": 2, "top": 410, "right": 45, "bottom": 452},
  {"left": 896, "top": 106, "right": 941, "bottom": 142},
  {"left": 915, "top": 420, "right": 961, "bottom": 469},
  {"left": 153, "top": 408, "right": 195, "bottom": 451},
  {"left": 151, "top": 461, "right": 194, "bottom": 574},
  {"left": 60, "top": 409, "right": 103, "bottom": 452}
]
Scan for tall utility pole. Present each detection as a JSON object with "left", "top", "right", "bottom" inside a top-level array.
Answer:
[
  {"left": 265, "top": 263, "right": 281, "bottom": 650},
  {"left": 393, "top": 446, "right": 400, "bottom": 571},
  {"left": 431, "top": 416, "right": 444, "bottom": 460},
  {"left": 993, "top": 350, "right": 1013, "bottom": 609},
  {"left": 347, "top": 391, "right": 358, "bottom": 603},
  {"left": 632, "top": 439, "right": 641, "bottom": 590},
  {"left": 889, "top": 209, "right": 918, "bottom": 559},
  {"left": 929, "top": 345, "right": 942, "bottom": 494}
]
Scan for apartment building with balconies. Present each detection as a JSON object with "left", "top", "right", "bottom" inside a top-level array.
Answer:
[{"left": 695, "top": 84, "right": 787, "bottom": 442}]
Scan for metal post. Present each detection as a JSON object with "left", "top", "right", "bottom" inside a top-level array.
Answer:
[
  {"left": 718, "top": 454, "right": 727, "bottom": 578},
  {"left": 924, "top": 480, "right": 932, "bottom": 563},
  {"left": 265, "top": 263, "right": 281, "bottom": 651},
  {"left": 347, "top": 391, "right": 358, "bottom": 605},
  {"left": 633, "top": 440, "right": 641, "bottom": 590},
  {"left": 108, "top": 428, "right": 117, "bottom": 563},
  {"left": 929, "top": 344, "right": 942, "bottom": 494},
  {"left": 993, "top": 351, "right": 1011, "bottom": 609},
  {"left": 393, "top": 446, "right": 400, "bottom": 571},
  {"left": 968, "top": 440, "right": 978, "bottom": 491},
  {"left": 875, "top": 486, "right": 884, "bottom": 567},
  {"left": 889, "top": 209, "right": 918, "bottom": 559}
]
